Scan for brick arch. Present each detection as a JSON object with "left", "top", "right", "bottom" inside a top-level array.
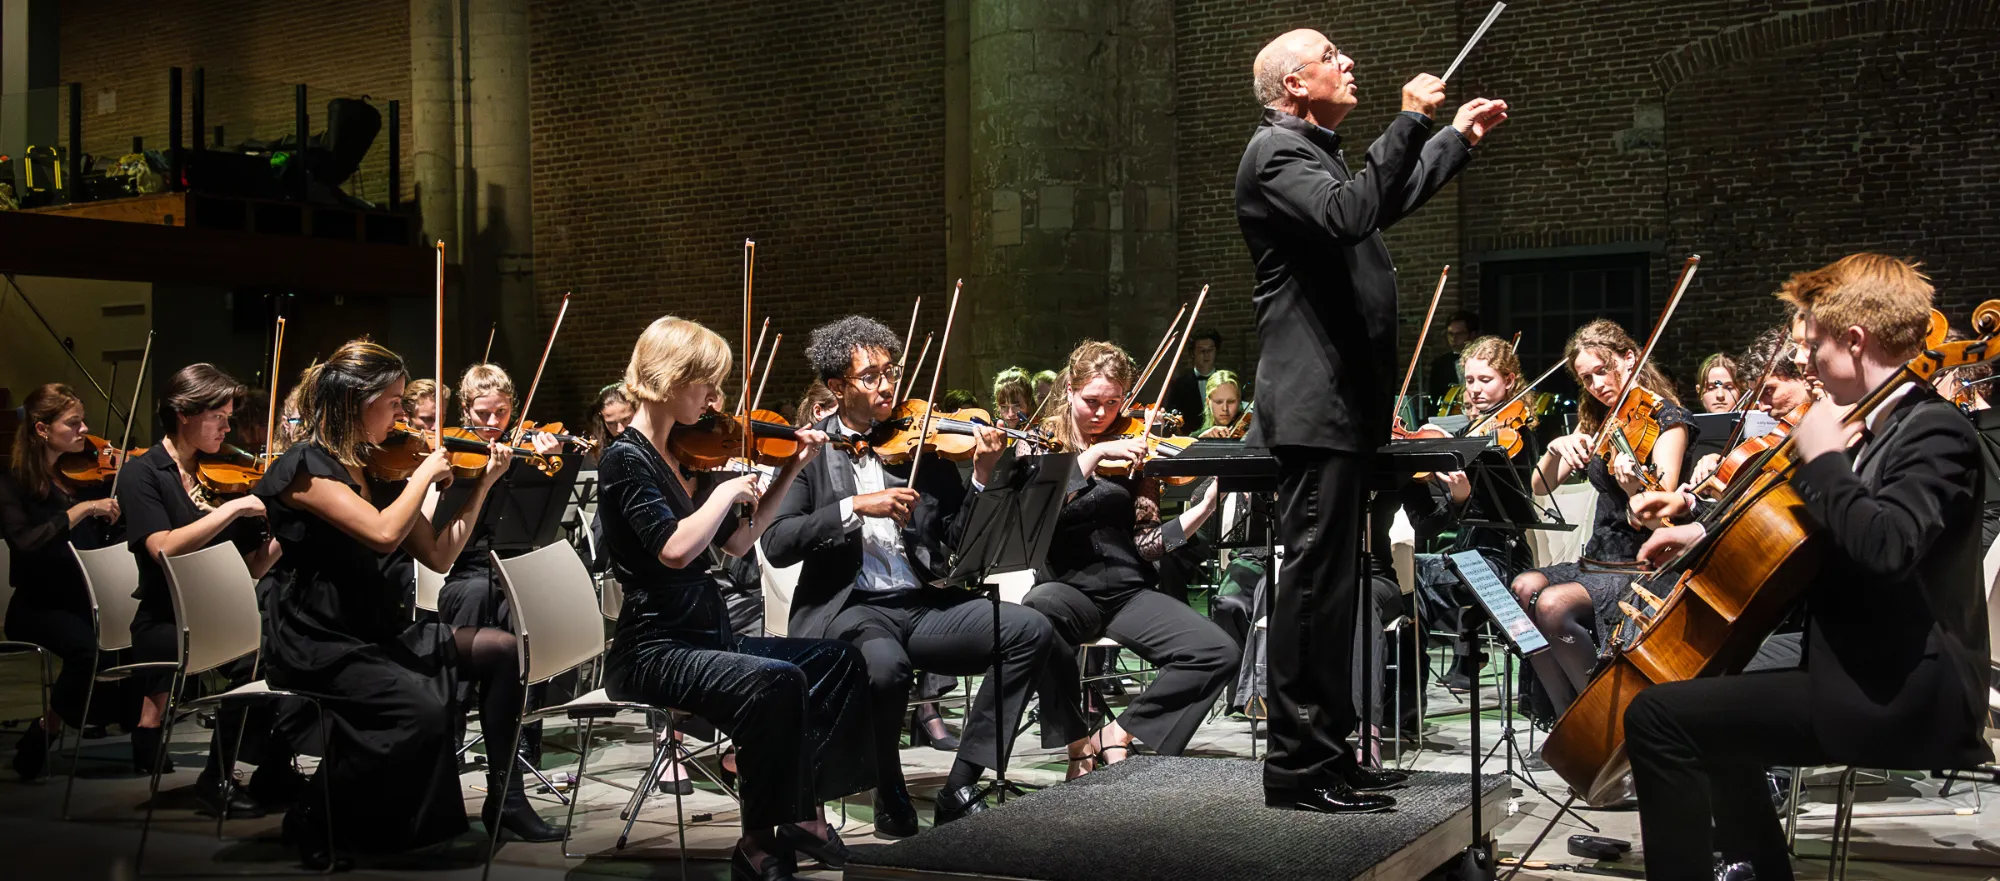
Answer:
[{"left": 1652, "top": 0, "right": 2000, "bottom": 95}]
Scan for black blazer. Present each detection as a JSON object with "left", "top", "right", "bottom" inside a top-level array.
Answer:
[
  {"left": 761, "top": 414, "right": 971, "bottom": 640},
  {"left": 1234, "top": 108, "right": 1471, "bottom": 452},
  {"left": 1792, "top": 387, "right": 1991, "bottom": 770}
]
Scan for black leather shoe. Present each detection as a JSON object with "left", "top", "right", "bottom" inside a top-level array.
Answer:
[
  {"left": 282, "top": 802, "right": 353, "bottom": 872},
  {"left": 1265, "top": 783, "right": 1396, "bottom": 814},
  {"left": 196, "top": 771, "right": 267, "bottom": 819},
  {"left": 933, "top": 783, "right": 990, "bottom": 825},
  {"left": 778, "top": 823, "right": 850, "bottom": 869},
  {"left": 12, "top": 724, "right": 49, "bottom": 782},
  {"left": 874, "top": 786, "right": 920, "bottom": 838},
  {"left": 1341, "top": 765, "right": 1411, "bottom": 791},
  {"left": 731, "top": 844, "right": 798, "bottom": 881},
  {"left": 483, "top": 764, "right": 564, "bottom": 843}
]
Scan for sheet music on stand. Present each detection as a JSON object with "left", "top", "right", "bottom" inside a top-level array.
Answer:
[
  {"left": 936, "top": 452, "right": 1075, "bottom": 587},
  {"left": 1447, "top": 549, "right": 1547, "bottom": 656},
  {"left": 434, "top": 456, "right": 582, "bottom": 552}
]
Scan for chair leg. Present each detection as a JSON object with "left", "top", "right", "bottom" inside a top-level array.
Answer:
[
  {"left": 670, "top": 737, "right": 689, "bottom": 881},
  {"left": 61, "top": 664, "right": 100, "bottom": 820},
  {"left": 1829, "top": 767, "right": 1858, "bottom": 881},
  {"left": 134, "top": 671, "right": 185, "bottom": 876},
  {"left": 617, "top": 719, "right": 671, "bottom": 850},
  {"left": 519, "top": 751, "right": 571, "bottom": 806},
  {"left": 315, "top": 699, "right": 338, "bottom": 876},
  {"left": 1785, "top": 766, "right": 1804, "bottom": 854},
  {"left": 560, "top": 717, "right": 597, "bottom": 860}
]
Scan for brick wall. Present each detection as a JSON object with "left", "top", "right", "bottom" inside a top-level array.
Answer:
[
  {"left": 1175, "top": 0, "right": 2000, "bottom": 399},
  {"left": 58, "top": 0, "right": 414, "bottom": 209},
  {"left": 529, "top": 0, "right": 948, "bottom": 418}
]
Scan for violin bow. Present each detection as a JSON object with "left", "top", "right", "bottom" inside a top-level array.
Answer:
[
  {"left": 1392, "top": 265, "right": 1451, "bottom": 428},
  {"left": 1124, "top": 303, "right": 1188, "bottom": 412},
  {"left": 906, "top": 280, "right": 963, "bottom": 491},
  {"left": 110, "top": 331, "right": 153, "bottom": 496},
  {"left": 481, "top": 322, "right": 496, "bottom": 364},
  {"left": 738, "top": 317, "right": 771, "bottom": 417},
  {"left": 1025, "top": 367, "right": 1065, "bottom": 430},
  {"left": 891, "top": 296, "right": 921, "bottom": 401},
  {"left": 741, "top": 240, "right": 756, "bottom": 467},
  {"left": 1589, "top": 255, "right": 1700, "bottom": 455},
  {"left": 1146, "top": 286, "right": 1210, "bottom": 438},
  {"left": 264, "top": 317, "right": 286, "bottom": 463},
  {"left": 433, "top": 241, "right": 447, "bottom": 450},
  {"left": 750, "top": 333, "right": 782, "bottom": 414},
  {"left": 1509, "top": 330, "right": 1522, "bottom": 352},
  {"left": 1714, "top": 336, "right": 1784, "bottom": 456},
  {"left": 510, "top": 292, "right": 570, "bottom": 447},
  {"left": 906, "top": 333, "right": 935, "bottom": 402}
]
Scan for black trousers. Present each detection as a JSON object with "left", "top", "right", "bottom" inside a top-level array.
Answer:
[
  {"left": 1265, "top": 446, "right": 1365, "bottom": 790},
  {"left": 604, "top": 633, "right": 875, "bottom": 829},
  {"left": 1625, "top": 671, "right": 1827, "bottom": 881},
  {"left": 828, "top": 587, "right": 1086, "bottom": 789},
  {"left": 1024, "top": 581, "right": 1240, "bottom": 755},
  {"left": 4, "top": 601, "right": 98, "bottom": 725}
]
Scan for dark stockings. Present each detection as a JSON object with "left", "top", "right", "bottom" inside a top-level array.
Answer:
[
  {"left": 451, "top": 627, "right": 528, "bottom": 791},
  {"left": 1510, "top": 574, "right": 1598, "bottom": 717}
]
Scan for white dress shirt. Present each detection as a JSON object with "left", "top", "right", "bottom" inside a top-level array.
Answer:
[{"left": 834, "top": 427, "right": 922, "bottom": 593}]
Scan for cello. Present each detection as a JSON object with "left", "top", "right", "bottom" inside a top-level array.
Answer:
[{"left": 1541, "top": 299, "right": 2000, "bottom": 805}]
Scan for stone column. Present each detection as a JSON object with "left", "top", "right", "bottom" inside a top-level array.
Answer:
[
  {"left": 411, "top": 0, "right": 457, "bottom": 255},
  {"left": 466, "top": 0, "right": 534, "bottom": 370},
  {"left": 964, "top": 0, "right": 1177, "bottom": 396}
]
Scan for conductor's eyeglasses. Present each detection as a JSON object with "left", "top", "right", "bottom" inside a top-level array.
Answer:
[{"left": 1291, "top": 46, "right": 1340, "bottom": 75}]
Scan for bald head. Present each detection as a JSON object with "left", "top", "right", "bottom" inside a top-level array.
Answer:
[{"left": 1253, "top": 29, "right": 1324, "bottom": 105}]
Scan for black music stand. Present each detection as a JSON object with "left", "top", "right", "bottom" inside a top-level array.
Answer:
[
  {"left": 435, "top": 456, "right": 582, "bottom": 551},
  {"left": 935, "top": 452, "right": 1074, "bottom": 802},
  {"left": 1444, "top": 549, "right": 1552, "bottom": 881}
]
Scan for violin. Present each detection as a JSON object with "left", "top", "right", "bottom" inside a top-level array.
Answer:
[
  {"left": 1091, "top": 413, "right": 1200, "bottom": 485},
  {"left": 367, "top": 421, "right": 545, "bottom": 481},
  {"left": 515, "top": 419, "right": 598, "bottom": 454},
  {"left": 666, "top": 408, "right": 862, "bottom": 472},
  {"left": 443, "top": 426, "right": 563, "bottom": 478},
  {"left": 57, "top": 435, "right": 145, "bottom": 484},
  {"left": 870, "top": 400, "right": 1051, "bottom": 465},
  {"left": 195, "top": 445, "right": 266, "bottom": 496},
  {"left": 1593, "top": 388, "right": 1672, "bottom": 492}
]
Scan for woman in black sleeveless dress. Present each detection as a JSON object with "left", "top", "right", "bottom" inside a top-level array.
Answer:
[
  {"left": 252, "top": 340, "right": 558, "bottom": 868},
  {"left": 597, "top": 316, "right": 872, "bottom": 881}
]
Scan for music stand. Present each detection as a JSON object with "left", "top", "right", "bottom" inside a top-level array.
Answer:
[
  {"left": 935, "top": 451, "right": 1075, "bottom": 802},
  {"left": 1445, "top": 549, "right": 1550, "bottom": 881},
  {"left": 434, "top": 457, "right": 582, "bottom": 552}
]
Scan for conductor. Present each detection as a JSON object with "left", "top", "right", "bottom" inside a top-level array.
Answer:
[{"left": 1235, "top": 28, "right": 1508, "bottom": 814}]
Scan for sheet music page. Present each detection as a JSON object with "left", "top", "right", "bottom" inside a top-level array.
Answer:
[{"left": 1447, "top": 549, "right": 1548, "bottom": 655}]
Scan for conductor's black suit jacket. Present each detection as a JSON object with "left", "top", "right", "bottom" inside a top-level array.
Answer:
[{"left": 1235, "top": 107, "right": 1471, "bottom": 453}]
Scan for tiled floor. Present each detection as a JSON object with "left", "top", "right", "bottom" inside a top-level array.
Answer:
[{"left": 1, "top": 647, "right": 1996, "bottom": 880}]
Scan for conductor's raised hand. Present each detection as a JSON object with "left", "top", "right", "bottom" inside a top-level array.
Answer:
[
  {"left": 1402, "top": 74, "right": 1447, "bottom": 117},
  {"left": 1452, "top": 97, "right": 1509, "bottom": 146}
]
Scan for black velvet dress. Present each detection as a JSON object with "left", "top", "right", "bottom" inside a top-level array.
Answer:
[
  {"left": 253, "top": 444, "right": 468, "bottom": 852},
  {"left": 596, "top": 427, "right": 873, "bottom": 830}
]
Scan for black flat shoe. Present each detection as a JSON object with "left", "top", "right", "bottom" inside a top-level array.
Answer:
[
  {"left": 778, "top": 823, "right": 850, "bottom": 869},
  {"left": 12, "top": 725, "right": 49, "bottom": 782},
  {"left": 933, "top": 783, "right": 989, "bottom": 825},
  {"left": 1341, "top": 765, "right": 1410, "bottom": 791},
  {"left": 195, "top": 772, "right": 267, "bottom": 819},
  {"left": 874, "top": 785, "right": 920, "bottom": 838},
  {"left": 1266, "top": 783, "right": 1396, "bottom": 814},
  {"left": 731, "top": 844, "right": 798, "bottom": 881}
]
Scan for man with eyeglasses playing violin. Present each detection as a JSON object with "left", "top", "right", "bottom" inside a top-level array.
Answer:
[
  {"left": 1236, "top": 27, "right": 1507, "bottom": 815},
  {"left": 763, "top": 315, "right": 1087, "bottom": 837}
]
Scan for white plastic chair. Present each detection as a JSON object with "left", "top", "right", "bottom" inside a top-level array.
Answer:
[
  {"left": 494, "top": 541, "right": 712, "bottom": 876},
  {"left": 755, "top": 540, "right": 798, "bottom": 637},
  {"left": 140, "top": 542, "right": 333, "bottom": 874},
  {"left": 62, "top": 544, "right": 177, "bottom": 818},
  {"left": 1528, "top": 480, "right": 1598, "bottom": 568},
  {"left": 414, "top": 562, "right": 447, "bottom": 615}
]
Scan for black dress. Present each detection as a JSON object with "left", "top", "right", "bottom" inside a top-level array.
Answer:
[
  {"left": 253, "top": 444, "right": 467, "bottom": 852},
  {"left": 1, "top": 472, "right": 119, "bottom": 724},
  {"left": 1523, "top": 402, "right": 1694, "bottom": 646},
  {"left": 1021, "top": 471, "right": 1240, "bottom": 756},
  {"left": 596, "top": 427, "right": 873, "bottom": 830}
]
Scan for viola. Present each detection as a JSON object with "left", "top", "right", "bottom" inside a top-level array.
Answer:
[{"left": 57, "top": 435, "right": 145, "bottom": 484}]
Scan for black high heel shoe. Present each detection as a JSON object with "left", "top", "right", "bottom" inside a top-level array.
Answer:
[{"left": 909, "top": 705, "right": 960, "bottom": 751}]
